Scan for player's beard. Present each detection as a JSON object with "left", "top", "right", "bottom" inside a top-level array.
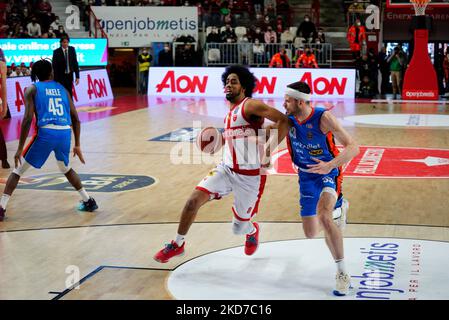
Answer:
[{"left": 225, "top": 91, "right": 238, "bottom": 102}]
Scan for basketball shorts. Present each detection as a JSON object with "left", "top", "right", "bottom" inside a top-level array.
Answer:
[
  {"left": 196, "top": 162, "right": 266, "bottom": 222},
  {"left": 298, "top": 168, "right": 343, "bottom": 217},
  {"left": 23, "top": 128, "right": 72, "bottom": 169}
]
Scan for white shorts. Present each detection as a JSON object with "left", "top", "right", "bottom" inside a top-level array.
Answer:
[{"left": 196, "top": 162, "right": 267, "bottom": 221}]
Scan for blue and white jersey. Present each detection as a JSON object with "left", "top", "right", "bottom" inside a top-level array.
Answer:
[
  {"left": 34, "top": 81, "right": 72, "bottom": 128},
  {"left": 286, "top": 107, "right": 340, "bottom": 173}
]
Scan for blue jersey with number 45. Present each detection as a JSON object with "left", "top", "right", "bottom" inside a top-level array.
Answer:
[{"left": 34, "top": 81, "right": 72, "bottom": 127}]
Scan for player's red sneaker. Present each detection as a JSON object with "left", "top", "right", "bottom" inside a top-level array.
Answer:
[
  {"left": 154, "top": 241, "right": 185, "bottom": 263},
  {"left": 245, "top": 222, "right": 259, "bottom": 256}
]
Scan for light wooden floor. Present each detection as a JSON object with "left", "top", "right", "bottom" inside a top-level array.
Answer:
[{"left": 0, "top": 95, "right": 448, "bottom": 299}]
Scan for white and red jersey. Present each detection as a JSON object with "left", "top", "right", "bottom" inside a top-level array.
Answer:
[{"left": 222, "top": 97, "right": 264, "bottom": 175}]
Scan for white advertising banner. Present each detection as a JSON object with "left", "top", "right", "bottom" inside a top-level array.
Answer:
[
  {"left": 6, "top": 69, "right": 113, "bottom": 117},
  {"left": 148, "top": 67, "right": 356, "bottom": 99},
  {"left": 91, "top": 6, "right": 198, "bottom": 48}
]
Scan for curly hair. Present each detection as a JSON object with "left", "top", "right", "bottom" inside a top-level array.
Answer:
[
  {"left": 31, "top": 59, "right": 52, "bottom": 82},
  {"left": 221, "top": 65, "right": 256, "bottom": 98}
]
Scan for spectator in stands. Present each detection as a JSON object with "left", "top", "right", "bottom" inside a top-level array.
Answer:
[
  {"left": 17, "top": 26, "right": 30, "bottom": 38},
  {"left": 314, "top": 27, "right": 326, "bottom": 44},
  {"left": 252, "top": 13, "right": 265, "bottom": 31},
  {"left": 9, "top": 66, "right": 23, "bottom": 77},
  {"left": 253, "top": 39, "right": 265, "bottom": 66},
  {"left": 347, "top": 18, "right": 366, "bottom": 60},
  {"left": 280, "top": 28, "right": 294, "bottom": 44},
  {"left": 378, "top": 46, "right": 390, "bottom": 95},
  {"left": 295, "top": 46, "right": 318, "bottom": 68},
  {"left": 178, "top": 43, "right": 197, "bottom": 66},
  {"left": 206, "top": 26, "right": 222, "bottom": 43},
  {"left": 269, "top": 47, "right": 291, "bottom": 68},
  {"left": 220, "top": 23, "right": 237, "bottom": 43},
  {"left": 20, "top": 63, "right": 30, "bottom": 76},
  {"left": 56, "top": 25, "right": 69, "bottom": 38},
  {"left": 253, "top": 0, "right": 264, "bottom": 15},
  {"left": 138, "top": 48, "right": 152, "bottom": 94},
  {"left": 264, "top": 2, "right": 276, "bottom": 21},
  {"left": 262, "top": 15, "right": 273, "bottom": 31},
  {"left": 37, "top": 0, "right": 53, "bottom": 30},
  {"left": 387, "top": 46, "right": 405, "bottom": 99},
  {"left": 158, "top": 43, "right": 174, "bottom": 67},
  {"left": 277, "top": 0, "right": 290, "bottom": 18},
  {"left": 296, "top": 14, "right": 316, "bottom": 44},
  {"left": 264, "top": 26, "right": 277, "bottom": 44},
  {"left": 252, "top": 27, "right": 265, "bottom": 44},
  {"left": 209, "top": 0, "right": 221, "bottom": 26},
  {"left": 265, "top": 26, "right": 277, "bottom": 61},
  {"left": 50, "top": 16, "right": 61, "bottom": 30},
  {"left": 47, "top": 26, "right": 57, "bottom": 38},
  {"left": 357, "top": 75, "right": 377, "bottom": 99},
  {"left": 27, "top": 17, "right": 42, "bottom": 38},
  {"left": 347, "top": 0, "right": 366, "bottom": 25},
  {"left": 356, "top": 54, "right": 370, "bottom": 81}
]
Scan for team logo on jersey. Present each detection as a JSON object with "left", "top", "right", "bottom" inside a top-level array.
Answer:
[
  {"left": 309, "top": 149, "right": 323, "bottom": 156},
  {"left": 307, "top": 131, "right": 313, "bottom": 140},
  {"left": 306, "top": 123, "right": 313, "bottom": 129},
  {"left": 4, "top": 173, "right": 156, "bottom": 193},
  {"left": 289, "top": 127, "right": 296, "bottom": 137}
]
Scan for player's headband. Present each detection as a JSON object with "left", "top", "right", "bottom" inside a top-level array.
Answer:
[{"left": 285, "top": 88, "right": 311, "bottom": 101}]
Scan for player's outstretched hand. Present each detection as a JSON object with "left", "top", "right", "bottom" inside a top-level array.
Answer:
[
  {"left": 73, "top": 146, "right": 85, "bottom": 164},
  {"left": 306, "top": 157, "right": 333, "bottom": 174},
  {"left": 14, "top": 150, "right": 22, "bottom": 168}
]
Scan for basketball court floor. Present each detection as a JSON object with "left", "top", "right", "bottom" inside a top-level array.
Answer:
[{"left": 1, "top": 92, "right": 449, "bottom": 300}]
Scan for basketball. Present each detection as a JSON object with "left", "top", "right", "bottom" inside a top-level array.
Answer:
[{"left": 195, "top": 127, "right": 224, "bottom": 154}]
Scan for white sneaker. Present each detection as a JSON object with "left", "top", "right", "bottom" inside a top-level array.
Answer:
[
  {"left": 333, "top": 272, "right": 351, "bottom": 296},
  {"left": 333, "top": 199, "right": 349, "bottom": 230}
]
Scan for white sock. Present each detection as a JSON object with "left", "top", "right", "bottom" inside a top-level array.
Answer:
[
  {"left": 247, "top": 222, "right": 256, "bottom": 235},
  {"left": 77, "top": 188, "right": 90, "bottom": 202},
  {"left": 175, "top": 234, "right": 185, "bottom": 246},
  {"left": 0, "top": 194, "right": 10, "bottom": 209},
  {"left": 335, "top": 259, "right": 346, "bottom": 274}
]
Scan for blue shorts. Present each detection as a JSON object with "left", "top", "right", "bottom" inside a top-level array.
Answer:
[
  {"left": 298, "top": 169, "right": 343, "bottom": 217},
  {"left": 24, "top": 128, "right": 72, "bottom": 169}
]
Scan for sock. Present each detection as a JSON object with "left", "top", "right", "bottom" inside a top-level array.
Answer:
[
  {"left": 335, "top": 259, "right": 346, "bottom": 274},
  {"left": 78, "top": 188, "right": 90, "bottom": 202},
  {"left": 175, "top": 234, "right": 185, "bottom": 246},
  {"left": 247, "top": 222, "right": 257, "bottom": 235},
  {"left": 0, "top": 194, "right": 10, "bottom": 209}
]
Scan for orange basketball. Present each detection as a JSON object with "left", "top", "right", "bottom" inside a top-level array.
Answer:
[{"left": 196, "top": 127, "right": 224, "bottom": 154}]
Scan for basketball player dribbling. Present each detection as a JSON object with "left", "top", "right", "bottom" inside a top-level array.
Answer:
[
  {"left": 0, "top": 59, "right": 98, "bottom": 221},
  {"left": 154, "top": 65, "right": 289, "bottom": 263},
  {"left": 269, "top": 81, "right": 359, "bottom": 296}
]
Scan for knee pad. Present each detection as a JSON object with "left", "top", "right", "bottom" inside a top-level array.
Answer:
[
  {"left": 320, "top": 187, "right": 337, "bottom": 200},
  {"left": 231, "top": 218, "right": 253, "bottom": 235},
  {"left": 57, "top": 161, "right": 71, "bottom": 174},
  {"left": 12, "top": 158, "right": 31, "bottom": 177}
]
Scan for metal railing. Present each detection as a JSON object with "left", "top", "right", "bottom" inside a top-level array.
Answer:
[{"left": 205, "top": 42, "right": 333, "bottom": 68}]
